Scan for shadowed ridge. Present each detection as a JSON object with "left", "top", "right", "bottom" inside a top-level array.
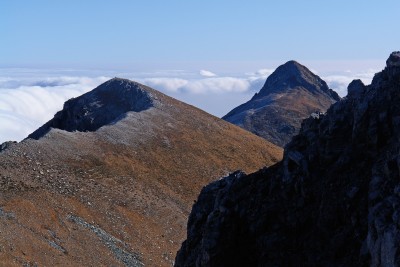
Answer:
[
  {"left": 27, "top": 77, "right": 156, "bottom": 140},
  {"left": 255, "top": 60, "right": 339, "bottom": 100},
  {"left": 223, "top": 60, "right": 340, "bottom": 147}
]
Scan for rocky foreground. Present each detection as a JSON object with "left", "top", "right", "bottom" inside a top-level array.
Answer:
[{"left": 176, "top": 53, "right": 400, "bottom": 267}]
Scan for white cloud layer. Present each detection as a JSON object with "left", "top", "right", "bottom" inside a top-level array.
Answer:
[
  {"left": 199, "top": 70, "right": 217, "bottom": 77},
  {"left": 139, "top": 68, "right": 273, "bottom": 94},
  {"left": 186, "top": 77, "right": 250, "bottom": 93},
  {"left": 0, "top": 76, "right": 109, "bottom": 142},
  {"left": 143, "top": 78, "right": 188, "bottom": 92},
  {"left": 142, "top": 77, "right": 252, "bottom": 94},
  {"left": 322, "top": 69, "right": 377, "bottom": 96},
  {"left": 0, "top": 67, "right": 380, "bottom": 144}
]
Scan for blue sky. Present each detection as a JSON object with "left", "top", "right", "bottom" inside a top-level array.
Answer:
[
  {"left": 0, "top": 1, "right": 399, "bottom": 142},
  {"left": 2, "top": 0, "right": 399, "bottom": 67}
]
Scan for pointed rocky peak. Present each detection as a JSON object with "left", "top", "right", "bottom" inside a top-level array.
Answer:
[
  {"left": 28, "top": 78, "right": 158, "bottom": 139},
  {"left": 271, "top": 60, "right": 309, "bottom": 78},
  {"left": 371, "top": 52, "right": 400, "bottom": 87},
  {"left": 385, "top": 51, "right": 400, "bottom": 80},
  {"left": 92, "top": 77, "right": 158, "bottom": 100},
  {"left": 223, "top": 60, "right": 340, "bottom": 147},
  {"left": 386, "top": 51, "right": 400, "bottom": 67},
  {"left": 256, "top": 60, "right": 339, "bottom": 101},
  {"left": 347, "top": 79, "right": 365, "bottom": 98}
]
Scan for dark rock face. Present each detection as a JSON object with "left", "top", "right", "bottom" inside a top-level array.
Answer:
[
  {"left": 175, "top": 52, "right": 400, "bottom": 267},
  {"left": 387, "top": 51, "right": 400, "bottom": 67},
  {"left": 223, "top": 61, "right": 340, "bottom": 147},
  {"left": 347, "top": 79, "right": 366, "bottom": 98},
  {"left": 28, "top": 78, "right": 155, "bottom": 139}
]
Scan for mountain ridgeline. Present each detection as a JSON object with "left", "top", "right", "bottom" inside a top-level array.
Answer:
[
  {"left": 0, "top": 78, "right": 282, "bottom": 266},
  {"left": 28, "top": 78, "right": 156, "bottom": 139},
  {"left": 176, "top": 52, "right": 400, "bottom": 266},
  {"left": 223, "top": 60, "right": 340, "bottom": 147}
]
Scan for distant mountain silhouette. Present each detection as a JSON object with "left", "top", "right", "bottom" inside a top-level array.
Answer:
[{"left": 223, "top": 60, "right": 340, "bottom": 147}]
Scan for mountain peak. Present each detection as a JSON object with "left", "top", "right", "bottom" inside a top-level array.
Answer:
[
  {"left": 263, "top": 60, "right": 305, "bottom": 81},
  {"left": 269, "top": 60, "right": 312, "bottom": 82},
  {"left": 385, "top": 51, "right": 400, "bottom": 79},
  {"left": 280, "top": 60, "right": 305, "bottom": 70},
  {"left": 104, "top": 77, "right": 145, "bottom": 89},
  {"left": 223, "top": 60, "right": 340, "bottom": 147},
  {"left": 98, "top": 77, "right": 157, "bottom": 97},
  {"left": 256, "top": 60, "right": 336, "bottom": 99},
  {"left": 28, "top": 78, "right": 158, "bottom": 139},
  {"left": 371, "top": 51, "right": 400, "bottom": 87},
  {"left": 387, "top": 51, "right": 400, "bottom": 67}
]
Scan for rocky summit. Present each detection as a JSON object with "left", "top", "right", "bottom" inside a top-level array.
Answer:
[
  {"left": 223, "top": 60, "right": 340, "bottom": 147},
  {"left": 28, "top": 78, "right": 156, "bottom": 139},
  {"left": 0, "top": 78, "right": 282, "bottom": 266},
  {"left": 175, "top": 52, "right": 400, "bottom": 266}
]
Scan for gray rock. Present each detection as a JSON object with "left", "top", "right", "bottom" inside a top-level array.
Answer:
[
  {"left": 0, "top": 141, "right": 17, "bottom": 152},
  {"left": 27, "top": 78, "right": 156, "bottom": 140},
  {"left": 68, "top": 214, "right": 144, "bottom": 267}
]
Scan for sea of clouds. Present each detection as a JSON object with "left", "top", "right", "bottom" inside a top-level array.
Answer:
[{"left": 0, "top": 67, "right": 377, "bottom": 143}]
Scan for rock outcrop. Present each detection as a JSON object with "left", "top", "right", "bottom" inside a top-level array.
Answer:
[
  {"left": 175, "top": 52, "right": 400, "bottom": 266},
  {"left": 0, "top": 141, "right": 17, "bottom": 152},
  {"left": 223, "top": 60, "right": 340, "bottom": 147},
  {"left": 28, "top": 78, "right": 155, "bottom": 139}
]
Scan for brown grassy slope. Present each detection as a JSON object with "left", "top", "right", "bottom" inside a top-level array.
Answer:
[{"left": 0, "top": 85, "right": 282, "bottom": 266}]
